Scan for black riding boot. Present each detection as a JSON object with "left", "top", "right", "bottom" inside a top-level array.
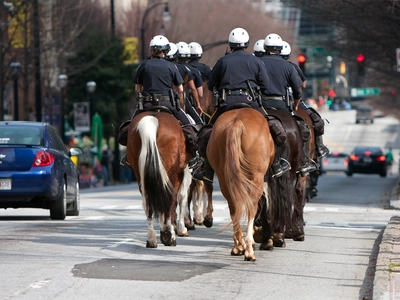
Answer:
[
  {"left": 271, "top": 144, "right": 291, "bottom": 178},
  {"left": 181, "top": 124, "right": 203, "bottom": 169},
  {"left": 298, "top": 142, "right": 317, "bottom": 177},
  {"left": 315, "top": 135, "right": 330, "bottom": 158},
  {"left": 192, "top": 157, "right": 214, "bottom": 184}
]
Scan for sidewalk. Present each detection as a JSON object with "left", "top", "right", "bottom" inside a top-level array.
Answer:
[{"left": 374, "top": 181, "right": 400, "bottom": 299}]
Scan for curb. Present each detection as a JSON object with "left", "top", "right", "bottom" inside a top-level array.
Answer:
[{"left": 373, "top": 180, "right": 400, "bottom": 299}]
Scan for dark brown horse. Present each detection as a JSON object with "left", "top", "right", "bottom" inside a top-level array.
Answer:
[
  {"left": 207, "top": 108, "right": 274, "bottom": 261},
  {"left": 254, "top": 109, "right": 304, "bottom": 249},
  {"left": 126, "top": 111, "right": 192, "bottom": 248},
  {"left": 286, "top": 107, "right": 316, "bottom": 241}
]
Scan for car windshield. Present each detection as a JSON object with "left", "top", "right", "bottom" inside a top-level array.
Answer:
[{"left": 0, "top": 126, "right": 42, "bottom": 146}]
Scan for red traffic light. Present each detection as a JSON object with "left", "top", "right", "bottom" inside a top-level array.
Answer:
[
  {"left": 297, "top": 54, "right": 306, "bottom": 63},
  {"left": 356, "top": 54, "right": 365, "bottom": 63}
]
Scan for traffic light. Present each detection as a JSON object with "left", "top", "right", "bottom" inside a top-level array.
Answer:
[
  {"left": 356, "top": 54, "right": 365, "bottom": 76},
  {"left": 297, "top": 54, "right": 306, "bottom": 75}
]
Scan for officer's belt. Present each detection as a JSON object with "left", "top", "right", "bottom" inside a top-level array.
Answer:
[
  {"left": 262, "top": 95, "right": 284, "bottom": 101},
  {"left": 225, "top": 89, "right": 249, "bottom": 96},
  {"left": 144, "top": 95, "right": 170, "bottom": 102}
]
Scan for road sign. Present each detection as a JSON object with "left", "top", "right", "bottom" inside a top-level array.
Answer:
[
  {"left": 397, "top": 48, "right": 400, "bottom": 72},
  {"left": 350, "top": 88, "right": 381, "bottom": 97}
]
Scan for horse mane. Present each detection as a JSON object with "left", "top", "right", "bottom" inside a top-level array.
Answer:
[{"left": 137, "top": 116, "right": 173, "bottom": 219}]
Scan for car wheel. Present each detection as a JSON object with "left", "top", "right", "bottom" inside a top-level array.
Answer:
[
  {"left": 346, "top": 171, "right": 353, "bottom": 177},
  {"left": 67, "top": 182, "right": 80, "bottom": 216},
  {"left": 380, "top": 172, "right": 387, "bottom": 177},
  {"left": 371, "top": 119, "right": 374, "bottom": 124},
  {"left": 50, "top": 179, "right": 67, "bottom": 220},
  {"left": 355, "top": 120, "right": 360, "bottom": 124}
]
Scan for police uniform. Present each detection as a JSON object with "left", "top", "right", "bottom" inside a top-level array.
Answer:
[
  {"left": 133, "top": 56, "right": 191, "bottom": 126},
  {"left": 259, "top": 54, "right": 303, "bottom": 112},
  {"left": 208, "top": 49, "right": 269, "bottom": 123},
  {"left": 189, "top": 60, "right": 212, "bottom": 82},
  {"left": 175, "top": 61, "right": 203, "bottom": 124}
]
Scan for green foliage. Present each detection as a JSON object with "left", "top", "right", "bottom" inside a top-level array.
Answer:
[{"left": 65, "top": 30, "right": 138, "bottom": 139}]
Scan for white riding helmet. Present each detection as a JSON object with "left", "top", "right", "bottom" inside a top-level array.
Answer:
[
  {"left": 149, "top": 35, "right": 170, "bottom": 52},
  {"left": 166, "top": 42, "right": 178, "bottom": 60},
  {"left": 228, "top": 27, "right": 249, "bottom": 48},
  {"left": 176, "top": 41, "right": 191, "bottom": 58},
  {"left": 189, "top": 42, "right": 203, "bottom": 58},
  {"left": 264, "top": 33, "right": 283, "bottom": 51},
  {"left": 253, "top": 39, "right": 266, "bottom": 57},
  {"left": 281, "top": 41, "right": 291, "bottom": 60}
]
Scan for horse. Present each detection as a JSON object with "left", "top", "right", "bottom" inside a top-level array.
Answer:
[
  {"left": 254, "top": 109, "right": 304, "bottom": 249},
  {"left": 207, "top": 107, "right": 274, "bottom": 261},
  {"left": 126, "top": 111, "right": 192, "bottom": 248},
  {"left": 185, "top": 179, "right": 214, "bottom": 229},
  {"left": 286, "top": 107, "right": 317, "bottom": 241}
]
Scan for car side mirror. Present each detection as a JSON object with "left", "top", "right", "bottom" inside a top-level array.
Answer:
[{"left": 69, "top": 147, "right": 84, "bottom": 157}]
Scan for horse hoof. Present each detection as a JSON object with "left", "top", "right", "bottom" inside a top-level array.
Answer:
[
  {"left": 146, "top": 240, "right": 157, "bottom": 248},
  {"left": 273, "top": 239, "right": 286, "bottom": 248},
  {"left": 253, "top": 226, "right": 263, "bottom": 243},
  {"left": 185, "top": 223, "right": 196, "bottom": 230},
  {"left": 193, "top": 219, "right": 203, "bottom": 226},
  {"left": 293, "top": 235, "right": 305, "bottom": 241},
  {"left": 168, "top": 239, "right": 177, "bottom": 247},
  {"left": 259, "top": 240, "right": 274, "bottom": 251},
  {"left": 160, "top": 230, "right": 172, "bottom": 246},
  {"left": 244, "top": 255, "right": 256, "bottom": 262},
  {"left": 231, "top": 248, "right": 244, "bottom": 256},
  {"left": 178, "top": 231, "right": 189, "bottom": 237},
  {"left": 203, "top": 218, "right": 213, "bottom": 228}
]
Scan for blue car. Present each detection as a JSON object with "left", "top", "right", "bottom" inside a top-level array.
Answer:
[{"left": 0, "top": 121, "right": 83, "bottom": 220}]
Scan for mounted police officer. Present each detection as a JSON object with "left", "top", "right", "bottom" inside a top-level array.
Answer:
[
  {"left": 188, "top": 42, "right": 212, "bottom": 82},
  {"left": 281, "top": 40, "right": 330, "bottom": 159},
  {"left": 193, "top": 27, "right": 290, "bottom": 182},
  {"left": 258, "top": 33, "right": 317, "bottom": 176},
  {"left": 173, "top": 41, "right": 204, "bottom": 125},
  {"left": 253, "top": 39, "right": 266, "bottom": 58},
  {"left": 119, "top": 35, "right": 201, "bottom": 169}
]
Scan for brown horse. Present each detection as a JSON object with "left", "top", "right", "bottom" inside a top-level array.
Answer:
[
  {"left": 286, "top": 107, "right": 316, "bottom": 241},
  {"left": 126, "top": 111, "right": 192, "bottom": 248},
  {"left": 254, "top": 109, "right": 303, "bottom": 249},
  {"left": 207, "top": 107, "right": 274, "bottom": 261}
]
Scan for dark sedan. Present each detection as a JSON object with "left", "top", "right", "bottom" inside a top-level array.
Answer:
[
  {"left": 346, "top": 146, "right": 387, "bottom": 177},
  {"left": 0, "top": 121, "right": 83, "bottom": 219}
]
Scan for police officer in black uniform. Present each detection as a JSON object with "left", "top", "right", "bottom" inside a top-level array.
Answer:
[
  {"left": 193, "top": 27, "right": 290, "bottom": 182},
  {"left": 175, "top": 41, "right": 204, "bottom": 125},
  {"left": 119, "top": 35, "right": 201, "bottom": 169},
  {"left": 259, "top": 33, "right": 317, "bottom": 176},
  {"left": 188, "top": 42, "right": 212, "bottom": 82},
  {"left": 281, "top": 40, "right": 330, "bottom": 159},
  {"left": 253, "top": 39, "right": 266, "bottom": 58}
]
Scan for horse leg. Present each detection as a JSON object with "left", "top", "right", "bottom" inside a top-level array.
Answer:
[
  {"left": 192, "top": 180, "right": 205, "bottom": 226},
  {"left": 244, "top": 218, "right": 256, "bottom": 261},
  {"left": 203, "top": 182, "right": 214, "bottom": 228},
  {"left": 287, "top": 175, "right": 307, "bottom": 241},
  {"left": 177, "top": 168, "right": 192, "bottom": 237},
  {"left": 145, "top": 208, "right": 158, "bottom": 248},
  {"left": 185, "top": 180, "right": 197, "bottom": 230},
  {"left": 257, "top": 192, "right": 274, "bottom": 251},
  {"left": 231, "top": 221, "right": 246, "bottom": 256},
  {"left": 160, "top": 215, "right": 177, "bottom": 246}
]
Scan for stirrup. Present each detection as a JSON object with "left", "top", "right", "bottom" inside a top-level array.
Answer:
[
  {"left": 272, "top": 158, "right": 291, "bottom": 178},
  {"left": 317, "top": 145, "right": 330, "bottom": 158},
  {"left": 119, "top": 155, "right": 131, "bottom": 168},
  {"left": 192, "top": 170, "right": 214, "bottom": 184}
]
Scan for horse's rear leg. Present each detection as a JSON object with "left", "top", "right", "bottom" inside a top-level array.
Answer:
[
  {"left": 231, "top": 222, "right": 246, "bottom": 256},
  {"left": 286, "top": 176, "right": 307, "bottom": 241},
  {"left": 203, "top": 182, "right": 214, "bottom": 228},
  {"left": 177, "top": 168, "right": 191, "bottom": 237},
  {"left": 244, "top": 218, "right": 256, "bottom": 261},
  {"left": 256, "top": 194, "right": 274, "bottom": 251},
  {"left": 160, "top": 215, "right": 177, "bottom": 246},
  {"left": 185, "top": 179, "right": 197, "bottom": 230},
  {"left": 146, "top": 216, "right": 158, "bottom": 248}
]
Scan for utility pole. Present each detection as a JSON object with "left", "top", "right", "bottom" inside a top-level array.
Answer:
[{"left": 33, "top": 0, "right": 42, "bottom": 121}]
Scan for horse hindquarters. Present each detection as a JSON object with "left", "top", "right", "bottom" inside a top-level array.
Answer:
[{"left": 207, "top": 109, "right": 273, "bottom": 261}]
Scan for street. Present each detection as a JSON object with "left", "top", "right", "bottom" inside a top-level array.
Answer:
[{"left": 0, "top": 108, "right": 399, "bottom": 300}]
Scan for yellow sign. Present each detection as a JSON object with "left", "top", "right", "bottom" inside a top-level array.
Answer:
[{"left": 123, "top": 37, "right": 139, "bottom": 64}]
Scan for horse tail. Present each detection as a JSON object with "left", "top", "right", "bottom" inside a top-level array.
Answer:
[
  {"left": 137, "top": 116, "right": 173, "bottom": 219},
  {"left": 225, "top": 120, "right": 259, "bottom": 227}
]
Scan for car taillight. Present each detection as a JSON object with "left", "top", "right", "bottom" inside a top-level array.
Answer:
[
  {"left": 349, "top": 155, "right": 358, "bottom": 161},
  {"left": 377, "top": 155, "right": 386, "bottom": 162},
  {"left": 323, "top": 160, "right": 328, "bottom": 166},
  {"left": 32, "top": 150, "right": 54, "bottom": 167}
]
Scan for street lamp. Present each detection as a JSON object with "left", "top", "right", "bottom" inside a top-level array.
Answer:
[
  {"left": 140, "top": 2, "right": 170, "bottom": 61},
  {"left": 58, "top": 74, "right": 68, "bottom": 142},
  {"left": 10, "top": 61, "right": 20, "bottom": 120},
  {"left": 86, "top": 81, "right": 96, "bottom": 126}
]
